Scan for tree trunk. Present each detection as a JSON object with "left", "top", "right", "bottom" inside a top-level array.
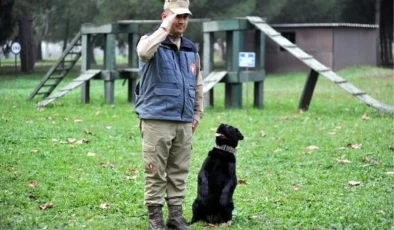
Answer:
[
  {"left": 18, "top": 13, "right": 35, "bottom": 72},
  {"left": 375, "top": 0, "right": 381, "bottom": 66},
  {"left": 62, "top": 18, "right": 70, "bottom": 52},
  {"left": 89, "top": 44, "right": 97, "bottom": 65},
  {"left": 380, "top": 0, "right": 393, "bottom": 67},
  {"left": 36, "top": 40, "right": 43, "bottom": 61}
]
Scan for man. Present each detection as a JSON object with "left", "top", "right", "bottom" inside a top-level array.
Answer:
[{"left": 135, "top": 0, "right": 203, "bottom": 229}]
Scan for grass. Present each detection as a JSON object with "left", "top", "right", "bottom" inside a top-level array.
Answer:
[{"left": 0, "top": 65, "right": 393, "bottom": 229}]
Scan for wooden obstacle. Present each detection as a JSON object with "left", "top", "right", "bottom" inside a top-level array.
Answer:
[{"left": 246, "top": 16, "right": 394, "bottom": 113}]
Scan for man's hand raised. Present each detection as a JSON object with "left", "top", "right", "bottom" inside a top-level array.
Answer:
[{"left": 160, "top": 13, "right": 177, "bottom": 31}]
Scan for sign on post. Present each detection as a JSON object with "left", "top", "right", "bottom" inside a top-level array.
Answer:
[
  {"left": 11, "top": 42, "right": 21, "bottom": 55},
  {"left": 238, "top": 52, "right": 255, "bottom": 68},
  {"left": 11, "top": 42, "right": 21, "bottom": 76},
  {"left": 238, "top": 52, "right": 255, "bottom": 116}
]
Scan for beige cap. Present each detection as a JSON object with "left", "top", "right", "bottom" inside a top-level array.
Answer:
[{"left": 164, "top": 0, "right": 192, "bottom": 15}]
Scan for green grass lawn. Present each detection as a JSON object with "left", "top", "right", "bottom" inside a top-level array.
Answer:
[{"left": 0, "top": 66, "right": 393, "bottom": 229}]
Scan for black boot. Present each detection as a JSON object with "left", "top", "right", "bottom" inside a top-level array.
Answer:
[
  {"left": 148, "top": 205, "right": 166, "bottom": 230},
  {"left": 166, "top": 205, "right": 192, "bottom": 230}
]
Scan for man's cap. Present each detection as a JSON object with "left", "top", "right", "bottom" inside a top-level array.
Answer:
[{"left": 164, "top": 0, "right": 192, "bottom": 15}]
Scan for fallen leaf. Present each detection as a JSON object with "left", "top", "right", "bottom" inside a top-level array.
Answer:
[
  {"left": 67, "top": 138, "right": 77, "bottom": 144},
  {"left": 47, "top": 116, "right": 54, "bottom": 120},
  {"left": 63, "top": 117, "right": 69, "bottom": 121},
  {"left": 260, "top": 131, "right": 266, "bottom": 138},
  {"left": 329, "top": 131, "right": 337, "bottom": 135},
  {"left": 336, "top": 159, "right": 351, "bottom": 164},
  {"left": 87, "top": 152, "right": 96, "bottom": 157},
  {"left": 307, "top": 145, "right": 319, "bottom": 151},
  {"left": 39, "top": 202, "right": 54, "bottom": 210},
  {"left": 73, "top": 117, "right": 82, "bottom": 123},
  {"left": 361, "top": 156, "right": 369, "bottom": 162},
  {"left": 205, "top": 223, "right": 216, "bottom": 228},
  {"left": 273, "top": 148, "right": 282, "bottom": 154},
  {"left": 127, "top": 168, "right": 138, "bottom": 174},
  {"left": 361, "top": 113, "right": 371, "bottom": 120},
  {"left": 348, "top": 181, "right": 361, "bottom": 187},
  {"left": 26, "top": 120, "right": 33, "bottom": 124},
  {"left": 221, "top": 220, "right": 233, "bottom": 227},
  {"left": 347, "top": 143, "right": 362, "bottom": 149},
  {"left": 28, "top": 194, "right": 38, "bottom": 200},
  {"left": 51, "top": 138, "right": 58, "bottom": 142},
  {"left": 100, "top": 163, "right": 116, "bottom": 168},
  {"left": 84, "top": 130, "right": 92, "bottom": 135},
  {"left": 8, "top": 167, "right": 16, "bottom": 172},
  {"left": 126, "top": 176, "right": 137, "bottom": 180},
  {"left": 76, "top": 139, "right": 89, "bottom": 144},
  {"left": 112, "top": 115, "right": 119, "bottom": 119},
  {"left": 292, "top": 184, "right": 300, "bottom": 191},
  {"left": 238, "top": 179, "right": 248, "bottom": 185},
  {"left": 30, "top": 149, "right": 39, "bottom": 153},
  {"left": 96, "top": 111, "right": 102, "bottom": 116},
  {"left": 28, "top": 181, "right": 38, "bottom": 189},
  {"left": 361, "top": 156, "right": 381, "bottom": 165},
  {"left": 105, "top": 125, "right": 112, "bottom": 130},
  {"left": 378, "top": 210, "right": 386, "bottom": 214},
  {"left": 278, "top": 116, "right": 289, "bottom": 120},
  {"left": 385, "top": 172, "right": 394, "bottom": 175},
  {"left": 100, "top": 202, "right": 110, "bottom": 210},
  {"left": 264, "top": 172, "right": 273, "bottom": 178}
]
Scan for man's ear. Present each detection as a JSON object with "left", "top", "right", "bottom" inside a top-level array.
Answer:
[{"left": 161, "top": 12, "right": 168, "bottom": 20}]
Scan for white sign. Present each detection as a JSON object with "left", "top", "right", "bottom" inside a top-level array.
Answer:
[
  {"left": 11, "top": 42, "right": 21, "bottom": 54},
  {"left": 238, "top": 52, "right": 255, "bottom": 68}
]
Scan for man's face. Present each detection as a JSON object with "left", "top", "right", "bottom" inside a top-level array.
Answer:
[{"left": 169, "top": 13, "right": 189, "bottom": 36}]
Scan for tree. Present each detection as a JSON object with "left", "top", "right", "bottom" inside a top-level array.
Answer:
[
  {"left": 341, "top": 0, "right": 393, "bottom": 67},
  {"left": 271, "top": 0, "right": 341, "bottom": 23},
  {"left": 0, "top": 0, "right": 15, "bottom": 48},
  {"left": 11, "top": 0, "right": 52, "bottom": 72}
]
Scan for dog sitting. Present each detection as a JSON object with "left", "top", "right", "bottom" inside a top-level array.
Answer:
[{"left": 191, "top": 123, "right": 244, "bottom": 225}]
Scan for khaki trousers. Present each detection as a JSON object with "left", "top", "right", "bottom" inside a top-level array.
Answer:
[{"left": 140, "top": 119, "right": 192, "bottom": 206}]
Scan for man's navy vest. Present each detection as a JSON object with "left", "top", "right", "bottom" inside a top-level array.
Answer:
[{"left": 135, "top": 36, "right": 198, "bottom": 123}]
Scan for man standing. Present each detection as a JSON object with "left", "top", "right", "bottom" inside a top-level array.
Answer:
[{"left": 135, "top": 0, "right": 203, "bottom": 229}]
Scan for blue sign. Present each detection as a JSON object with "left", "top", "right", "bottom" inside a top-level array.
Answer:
[{"left": 239, "top": 52, "right": 255, "bottom": 68}]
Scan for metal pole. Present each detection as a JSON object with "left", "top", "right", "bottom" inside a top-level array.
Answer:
[
  {"left": 14, "top": 54, "right": 17, "bottom": 77},
  {"left": 246, "top": 67, "right": 249, "bottom": 115}
]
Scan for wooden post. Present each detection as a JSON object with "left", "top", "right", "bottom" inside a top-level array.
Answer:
[
  {"left": 104, "top": 34, "right": 116, "bottom": 104},
  {"left": 225, "top": 30, "right": 243, "bottom": 108},
  {"left": 203, "top": 32, "right": 214, "bottom": 108},
  {"left": 128, "top": 32, "right": 139, "bottom": 104},
  {"left": 81, "top": 34, "right": 91, "bottom": 104},
  {"left": 299, "top": 69, "right": 319, "bottom": 111},
  {"left": 254, "top": 30, "right": 265, "bottom": 108}
]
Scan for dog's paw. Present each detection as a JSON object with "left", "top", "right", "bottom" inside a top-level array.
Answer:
[{"left": 219, "top": 196, "right": 228, "bottom": 206}]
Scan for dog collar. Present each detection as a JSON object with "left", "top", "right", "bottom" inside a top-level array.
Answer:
[{"left": 215, "top": 145, "right": 236, "bottom": 154}]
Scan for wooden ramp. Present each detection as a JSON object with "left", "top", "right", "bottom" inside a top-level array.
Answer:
[
  {"left": 28, "top": 32, "right": 83, "bottom": 101},
  {"left": 203, "top": 71, "right": 227, "bottom": 93},
  {"left": 247, "top": 16, "right": 394, "bottom": 114},
  {"left": 37, "top": 69, "right": 101, "bottom": 107}
]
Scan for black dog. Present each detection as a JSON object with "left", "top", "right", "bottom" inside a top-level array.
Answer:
[{"left": 191, "top": 123, "right": 244, "bottom": 224}]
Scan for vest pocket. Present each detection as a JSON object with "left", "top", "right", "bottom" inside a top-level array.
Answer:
[
  {"left": 184, "top": 89, "right": 195, "bottom": 118},
  {"left": 152, "top": 88, "right": 182, "bottom": 116}
]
